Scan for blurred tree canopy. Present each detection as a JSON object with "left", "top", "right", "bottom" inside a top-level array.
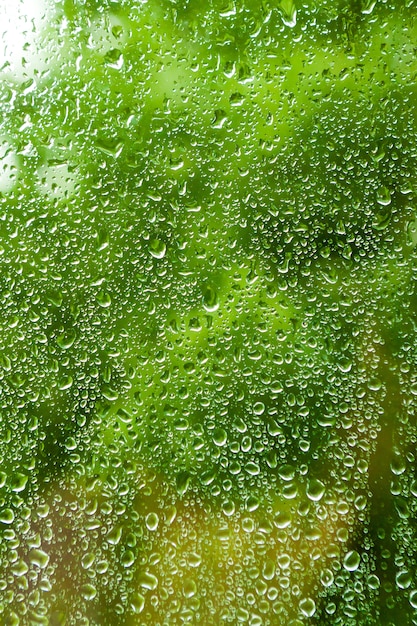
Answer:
[{"left": 0, "top": 0, "right": 417, "bottom": 624}]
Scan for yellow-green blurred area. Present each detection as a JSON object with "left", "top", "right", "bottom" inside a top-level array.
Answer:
[{"left": 0, "top": 0, "right": 417, "bottom": 624}]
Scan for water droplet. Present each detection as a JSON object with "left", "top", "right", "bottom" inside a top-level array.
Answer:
[
  {"left": 213, "top": 428, "right": 227, "bottom": 446},
  {"left": 81, "top": 553, "right": 95, "bottom": 570},
  {"left": 149, "top": 238, "right": 166, "bottom": 259},
  {"left": 277, "top": 554, "right": 290, "bottom": 569},
  {"left": 6, "top": 612, "right": 19, "bottom": 626},
  {"left": 57, "top": 329, "right": 76, "bottom": 350},
  {"left": 97, "top": 291, "right": 112, "bottom": 308},
  {"left": 368, "top": 378, "right": 382, "bottom": 392},
  {"left": 102, "top": 385, "right": 119, "bottom": 401},
  {"left": 0, "top": 509, "right": 14, "bottom": 524},
  {"left": 188, "top": 552, "right": 202, "bottom": 568},
  {"left": 410, "top": 590, "right": 417, "bottom": 609},
  {"left": 280, "top": 0, "right": 297, "bottom": 27},
  {"left": 274, "top": 511, "right": 291, "bottom": 529},
  {"left": 104, "top": 48, "right": 123, "bottom": 69},
  {"left": 29, "top": 549, "right": 49, "bottom": 569},
  {"left": 106, "top": 525, "right": 123, "bottom": 545},
  {"left": 343, "top": 550, "right": 360, "bottom": 572},
  {"left": 278, "top": 464, "right": 295, "bottom": 481},
  {"left": 320, "top": 568, "right": 334, "bottom": 587},
  {"left": 202, "top": 286, "right": 219, "bottom": 312},
  {"left": 299, "top": 597, "right": 316, "bottom": 617},
  {"left": 145, "top": 512, "right": 159, "bottom": 531},
  {"left": 410, "top": 480, "right": 417, "bottom": 497},
  {"left": 222, "top": 499, "right": 235, "bottom": 516},
  {"left": 183, "top": 578, "right": 197, "bottom": 598},
  {"left": 59, "top": 375, "right": 73, "bottom": 390},
  {"left": 246, "top": 495, "right": 260, "bottom": 512},
  {"left": 376, "top": 186, "right": 392, "bottom": 206},
  {"left": 11, "top": 559, "right": 29, "bottom": 577},
  {"left": 212, "top": 109, "right": 228, "bottom": 129},
  {"left": 306, "top": 479, "right": 325, "bottom": 502},
  {"left": 121, "top": 550, "right": 135, "bottom": 568},
  {"left": 81, "top": 584, "right": 97, "bottom": 601},
  {"left": 131, "top": 592, "right": 145, "bottom": 614},
  {"left": 138, "top": 571, "right": 158, "bottom": 591},
  {"left": 362, "top": 0, "right": 377, "bottom": 13},
  {"left": 245, "top": 461, "right": 260, "bottom": 476},
  {"left": 391, "top": 456, "right": 406, "bottom": 475},
  {"left": 176, "top": 471, "right": 191, "bottom": 495},
  {"left": 396, "top": 571, "right": 412, "bottom": 589},
  {"left": 253, "top": 401, "right": 265, "bottom": 415},
  {"left": 10, "top": 473, "right": 28, "bottom": 493},
  {"left": 367, "top": 575, "right": 380, "bottom": 590}
]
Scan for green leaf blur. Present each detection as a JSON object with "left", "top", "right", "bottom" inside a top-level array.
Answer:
[{"left": 0, "top": 0, "right": 417, "bottom": 624}]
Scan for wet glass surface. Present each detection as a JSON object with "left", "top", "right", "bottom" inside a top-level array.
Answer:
[{"left": 1, "top": 1, "right": 417, "bottom": 624}]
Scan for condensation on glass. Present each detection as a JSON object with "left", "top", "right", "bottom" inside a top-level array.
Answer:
[{"left": 0, "top": 1, "right": 416, "bottom": 624}]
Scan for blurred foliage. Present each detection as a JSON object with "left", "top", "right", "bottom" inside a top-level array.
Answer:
[{"left": 0, "top": 0, "right": 417, "bottom": 624}]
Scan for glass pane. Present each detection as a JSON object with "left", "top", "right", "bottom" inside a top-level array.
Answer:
[{"left": 1, "top": 1, "right": 416, "bottom": 624}]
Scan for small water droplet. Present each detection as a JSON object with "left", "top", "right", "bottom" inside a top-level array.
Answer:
[
  {"left": 299, "top": 597, "right": 316, "bottom": 617},
  {"left": 10, "top": 473, "right": 28, "bottom": 493},
  {"left": 149, "top": 238, "right": 166, "bottom": 259},
  {"left": 188, "top": 552, "right": 202, "bottom": 568},
  {"left": 213, "top": 428, "right": 227, "bottom": 446},
  {"left": 57, "top": 329, "right": 77, "bottom": 349},
  {"left": 222, "top": 499, "right": 235, "bottom": 516},
  {"left": 245, "top": 461, "right": 260, "bottom": 476},
  {"left": 131, "top": 592, "right": 145, "bottom": 614},
  {"left": 253, "top": 401, "right": 265, "bottom": 415},
  {"left": 202, "top": 286, "right": 219, "bottom": 312},
  {"left": 211, "top": 109, "right": 228, "bottom": 129},
  {"left": 410, "top": 590, "right": 417, "bottom": 609},
  {"left": 183, "top": 578, "right": 197, "bottom": 598},
  {"left": 138, "top": 571, "right": 158, "bottom": 590},
  {"left": 81, "top": 583, "right": 97, "bottom": 601},
  {"left": 367, "top": 574, "right": 380, "bottom": 590},
  {"left": 176, "top": 471, "right": 191, "bottom": 495},
  {"left": 145, "top": 512, "right": 159, "bottom": 531},
  {"left": 306, "top": 479, "right": 325, "bottom": 502},
  {"left": 97, "top": 291, "right": 112, "bottom": 308},
  {"left": 0, "top": 509, "right": 14, "bottom": 524},
  {"left": 121, "top": 550, "right": 135, "bottom": 568},
  {"left": 320, "top": 568, "right": 334, "bottom": 587},
  {"left": 376, "top": 186, "right": 391, "bottom": 206},
  {"left": 396, "top": 571, "right": 412, "bottom": 590},
  {"left": 343, "top": 550, "right": 360, "bottom": 572},
  {"left": 278, "top": 464, "right": 295, "bottom": 481},
  {"left": 362, "top": 0, "right": 377, "bottom": 13},
  {"left": 81, "top": 553, "right": 95, "bottom": 570},
  {"left": 280, "top": 0, "right": 297, "bottom": 27},
  {"left": 274, "top": 511, "right": 291, "bottom": 529},
  {"left": 106, "top": 525, "right": 123, "bottom": 545}
]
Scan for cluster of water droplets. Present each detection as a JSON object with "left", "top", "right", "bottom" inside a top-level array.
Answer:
[{"left": 0, "top": 0, "right": 417, "bottom": 624}]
